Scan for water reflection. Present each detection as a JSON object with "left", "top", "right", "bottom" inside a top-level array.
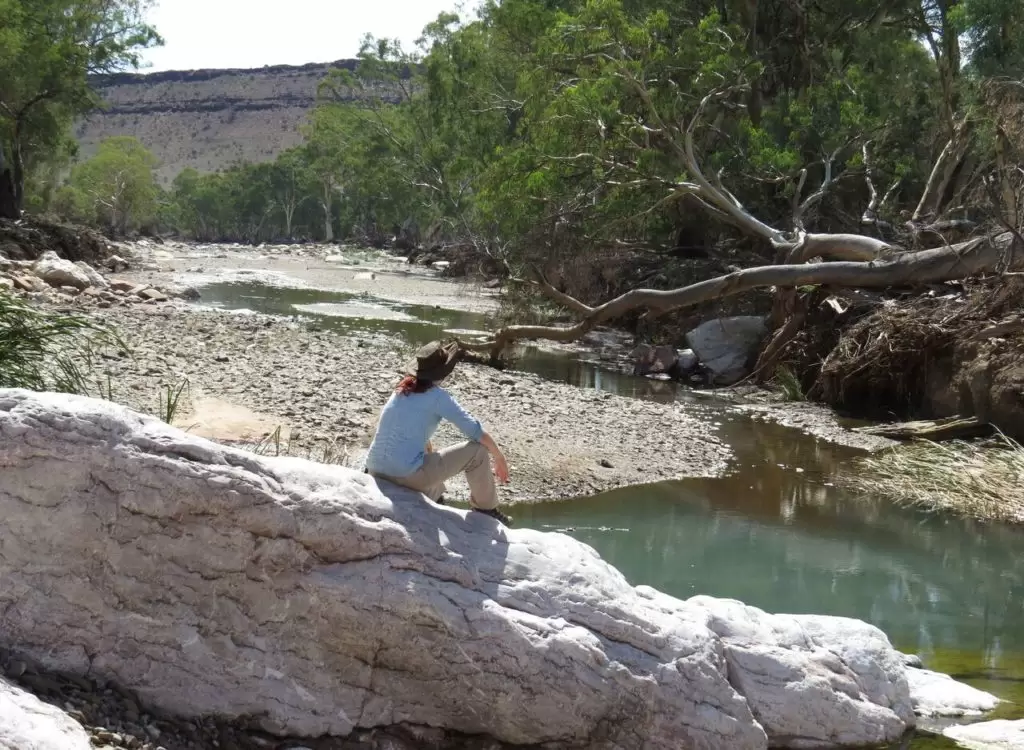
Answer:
[{"left": 515, "top": 412, "right": 1024, "bottom": 703}]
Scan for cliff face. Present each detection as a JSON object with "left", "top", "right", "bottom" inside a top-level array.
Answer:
[{"left": 75, "top": 61, "right": 360, "bottom": 184}]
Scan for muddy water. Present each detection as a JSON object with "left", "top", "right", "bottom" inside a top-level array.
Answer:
[{"left": 196, "top": 279, "right": 1024, "bottom": 744}]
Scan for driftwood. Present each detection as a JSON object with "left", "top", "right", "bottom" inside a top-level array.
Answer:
[
  {"left": 854, "top": 416, "right": 993, "bottom": 441},
  {"left": 463, "top": 232, "right": 1022, "bottom": 358}
]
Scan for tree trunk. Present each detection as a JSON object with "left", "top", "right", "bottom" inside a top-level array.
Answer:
[
  {"left": 0, "top": 142, "right": 22, "bottom": 220},
  {"left": 468, "top": 233, "right": 1021, "bottom": 357},
  {"left": 322, "top": 182, "right": 334, "bottom": 243},
  {"left": 0, "top": 167, "right": 17, "bottom": 220}
]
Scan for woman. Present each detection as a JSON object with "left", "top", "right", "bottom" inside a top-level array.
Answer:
[{"left": 365, "top": 340, "right": 513, "bottom": 526}]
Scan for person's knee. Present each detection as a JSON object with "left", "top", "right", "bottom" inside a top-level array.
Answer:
[{"left": 465, "top": 440, "right": 488, "bottom": 467}]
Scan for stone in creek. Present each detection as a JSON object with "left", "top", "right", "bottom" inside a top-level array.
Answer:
[
  {"left": 906, "top": 667, "right": 1001, "bottom": 716},
  {"left": 943, "top": 719, "right": 1024, "bottom": 749},
  {"left": 108, "top": 279, "right": 138, "bottom": 293},
  {"left": 73, "top": 261, "right": 109, "bottom": 289},
  {"left": 136, "top": 288, "right": 168, "bottom": 302}
]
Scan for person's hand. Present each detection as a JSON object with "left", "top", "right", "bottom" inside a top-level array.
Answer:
[{"left": 493, "top": 451, "right": 510, "bottom": 484}]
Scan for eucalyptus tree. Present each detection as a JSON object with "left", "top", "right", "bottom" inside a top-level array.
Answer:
[{"left": 0, "top": 0, "right": 160, "bottom": 219}]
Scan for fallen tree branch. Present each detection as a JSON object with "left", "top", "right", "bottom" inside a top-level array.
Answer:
[{"left": 463, "top": 232, "right": 1019, "bottom": 357}]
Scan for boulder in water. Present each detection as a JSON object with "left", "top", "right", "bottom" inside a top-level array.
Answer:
[{"left": 944, "top": 719, "right": 1024, "bottom": 749}]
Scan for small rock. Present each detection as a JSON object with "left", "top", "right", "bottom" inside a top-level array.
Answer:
[
  {"left": 106, "top": 255, "right": 130, "bottom": 272},
  {"left": 598, "top": 459, "right": 613, "bottom": 468},
  {"left": 943, "top": 719, "right": 1024, "bottom": 749},
  {"left": 12, "top": 274, "right": 46, "bottom": 292},
  {"left": 137, "top": 288, "right": 168, "bottom": 302},
  {"left": 74, "top": 261, "right": 109, "bottom": 289},
  {"left": 900, "top": 652, "right": 924, "bottom": 669}
]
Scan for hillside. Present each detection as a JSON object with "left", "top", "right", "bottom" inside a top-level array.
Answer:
[{"left": 75, "top": 60, "right": 360, "bottom": 185}]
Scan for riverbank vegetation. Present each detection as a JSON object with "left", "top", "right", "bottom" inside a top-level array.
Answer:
[
  {"left": 0, "top": 289, "right": 115, "bottom": 394},
  {"left": 848, "top": 434, "right": 1024, "bottom": 524},
  {"left": 5, "top": 0, "right": 1024, "bottom": 435}
]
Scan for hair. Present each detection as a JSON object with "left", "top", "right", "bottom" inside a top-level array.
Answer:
[{"left": 396, "top": 376, "right": 434, "bottom": 395}]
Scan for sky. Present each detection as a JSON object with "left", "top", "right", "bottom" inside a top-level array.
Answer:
[{"left": 140, "top": 0, "right": 481, "bottom": 73}]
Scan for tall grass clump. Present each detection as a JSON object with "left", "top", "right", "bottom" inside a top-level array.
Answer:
[
  {"left": 847, "top": 434, "right": 1024, "bottom": 524},
  {"left": 0, "top": 290, "right": 120, "bottom": 394},
  {"left": 773, "top": 365, "right": 805, "bottom": 402}
]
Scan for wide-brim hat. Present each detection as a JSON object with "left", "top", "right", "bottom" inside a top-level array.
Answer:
[{"left": 404, "top": 340, "right": 462, "bottom": 382}]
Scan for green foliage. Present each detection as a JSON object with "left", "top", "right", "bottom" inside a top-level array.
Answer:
[
  {"left": 156, "top": 378, "right": 190, "bottom": 424},
  {"left": 99, "top": 0, "right": 1020, "bottom": 270},
  {"left": 0, "top": 289, "right": 119, "bottom": 394},
  {"left": 66, "top": 136, "right": 160, "bottom": 234},
  {"left": 774, "top": 366, "right": 806, "bottom": 402},
  {"left": 0, "top": 0, "right": 160, "bottom": 217}
]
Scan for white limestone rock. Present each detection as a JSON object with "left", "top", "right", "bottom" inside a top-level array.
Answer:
[
  {"left": 30, "top": 251, "right": 92, "bottom": 290},
  {"left": 0, "top": 676, "right": 91, "bottom": 750},
  {"left": 907, "top": 668, "right": 1001, "bottom": 717},
  {"left": 0, "top": 389, "right": 925, "bottom": 749},
  {"left": 944, "top": 719, "right": 1024, "bottom": 749}
]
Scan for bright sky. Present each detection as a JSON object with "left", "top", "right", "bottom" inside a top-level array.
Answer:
[{"left": 141, "top": 0, "right": 481, "bottom": 72}]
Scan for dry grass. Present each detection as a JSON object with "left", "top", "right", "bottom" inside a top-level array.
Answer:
[{"left": 847, "top": 434, "right": 1024, "bottom": 524}]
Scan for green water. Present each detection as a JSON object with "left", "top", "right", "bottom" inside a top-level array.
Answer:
[{"left": 196, "top": 279, "right": 1024, "bottom": 745}]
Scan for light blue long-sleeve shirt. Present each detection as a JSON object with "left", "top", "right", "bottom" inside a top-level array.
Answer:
[{"left": 364, "top": 386, "right": 484, "bottom": 478}]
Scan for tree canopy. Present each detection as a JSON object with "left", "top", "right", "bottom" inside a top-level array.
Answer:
[{"left": 0, "top": 0, "right": 159, "bottom": 219}]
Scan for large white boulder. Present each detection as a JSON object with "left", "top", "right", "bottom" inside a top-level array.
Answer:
[
  {"left": 944, "top": 719, "right": 1024, "bottom": 749},
  {"left": 0, "top": 390, "right": 926, "bottom": 748},
  {"left": 0, "top": 676, "right": 91, "bottom": 750},
  {"left": 30, "top": 251, "right": 92, "bottom": 290},
  {"left": 686, "top": 316, "right": 768, "bottom": 385},
  {"left": 907, "top": 668, "right": 1002, "bottom": 717}
]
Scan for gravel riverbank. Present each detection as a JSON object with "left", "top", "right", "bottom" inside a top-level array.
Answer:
[{"left": 67, "top": 301, "right": 730, "bottom": 504}]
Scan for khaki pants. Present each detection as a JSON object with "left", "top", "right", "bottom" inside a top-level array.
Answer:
[{"left": 377, "top": 441, "right": 498, "bottom": 510}]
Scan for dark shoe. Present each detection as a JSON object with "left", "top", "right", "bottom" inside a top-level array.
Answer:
[{"left": 473, "top": 507, "right": 513, "bottom": 527}]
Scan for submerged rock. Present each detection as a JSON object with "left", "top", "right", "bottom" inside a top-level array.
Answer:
[
  {"left": 0, "top": 675, "right": 91, "bottom": 750},
  {"left": 0, "top": 389, "right": 987, "bottom": 749},
  {"left": 944, "top": 719, "right": 1024, "bottom": 749}
]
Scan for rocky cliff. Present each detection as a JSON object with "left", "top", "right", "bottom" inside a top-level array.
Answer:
[{"left": 75, "top": 60, "right": 362, "bottom": 184}]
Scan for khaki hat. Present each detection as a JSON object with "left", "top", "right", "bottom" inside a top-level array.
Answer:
[{"left": 404, "top": 340, "right": 462, "bottom": 382}]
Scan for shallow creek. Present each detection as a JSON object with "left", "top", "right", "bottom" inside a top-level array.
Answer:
[{"left": 194, "top": 273, "right": 1024, "bottom": 747}]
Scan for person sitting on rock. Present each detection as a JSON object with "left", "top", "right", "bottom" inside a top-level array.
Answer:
[{"left": 364, "top": 340, "right": 513, "bottom": 526}]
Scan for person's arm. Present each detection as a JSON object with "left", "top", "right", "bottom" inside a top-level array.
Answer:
[
  {"left": 435, "top": 389, "right": 510, "bottom": 483},
  {"left": 479, "top": 430, "right": 510, "bottom": 484}
]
